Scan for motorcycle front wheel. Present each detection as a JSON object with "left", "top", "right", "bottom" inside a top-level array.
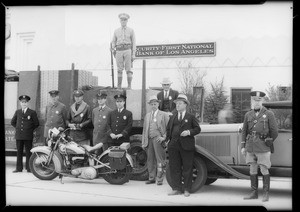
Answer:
[
  {"left": 29, "top": 152, "right": 59, "bottom": 180},
  {"left": 99, "top": 155, "right": 132, "bottom": 185}
]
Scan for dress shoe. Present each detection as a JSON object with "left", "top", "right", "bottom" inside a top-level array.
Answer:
[
  {"left": 168, "top": 190, "right": 182, "bottom": 196},
  {"left": 184, "top": 190, "right": 190, "bottom": 197},
  {"left": 12, "top": 170, "right": 22, "bottom": 173},
  {"left": 157, "top": 181, "right": 163, "bottom": 186},
  {"left": 145, "top": 180, "right": 156, "bottom": 184}
]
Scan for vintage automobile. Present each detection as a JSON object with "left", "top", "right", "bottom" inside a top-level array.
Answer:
[{"left": 166, "top": 100, "right": 292, "bottom": 192}]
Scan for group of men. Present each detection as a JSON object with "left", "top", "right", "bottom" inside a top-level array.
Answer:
[{"left": 10, "top": 12, "right": 278, "bottom": 199}]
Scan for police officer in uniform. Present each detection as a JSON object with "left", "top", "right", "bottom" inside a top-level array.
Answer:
[
  {"left": 66, "top": 89, "right": 92, "bottom": 145},
  {"left": 106, "top": 94, "right": 133, "bottom": 147},
  {"left": 92, "top": 92, "right": 112, "bottom": 152},
  {"left": 44, "top": 90, "right": 67, "bottom": 145},
  {"left": 11, "top": 95, "right": 39, "bottom": 173},
  {"left": 157, "top": 77, "right": 179, "bottom": 115},
  {"left": 241, "top": 91, "right": 278, "bottom": 202},
  {"left": 111, "top": 13, "right": 136, "bottom": 89}
]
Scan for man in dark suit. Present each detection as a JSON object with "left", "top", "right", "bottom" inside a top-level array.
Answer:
[
  {"left": 107, "top": 94, "right": 133, "bottom": 147},
  {"left": 11, "top": 95, "right": 40, "bottom": 173},
  {"left": 166, "top": 94, "right": 201, "bottom": 197},
  {"left": 157, "top": 77, "right": 179, "bottom": 115}
]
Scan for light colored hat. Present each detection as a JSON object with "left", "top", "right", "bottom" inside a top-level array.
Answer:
[
  {"left": 160, "top": 77, "right": 173, "bottom": 85},
  {"left": 250, "top": 90, "right": 266, "bottom": 101},
  {"left": 174, "top": 93, "right": 190, "bottom": 105},
  {"left": 119, "top": 13, "right": 130, "bottom": 20},
  {"left": 147, "top": 95, "right": 161, "bottom": 104}
]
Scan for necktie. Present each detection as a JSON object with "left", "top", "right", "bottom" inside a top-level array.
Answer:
[
  {"left": 122, "top": 27, "right": 125, "bottom": 41},
  {"left": 118, "top": 109, "right": 121, "bottom": 113},
  {"left": 164, "top": 91, "right": 168, "bottom": 99},
  {"left": 22, "top": 109, "right": 25, "bottom": 114},
  {"left": 179, "top": 112, "right": 182, "bottom": 121}
]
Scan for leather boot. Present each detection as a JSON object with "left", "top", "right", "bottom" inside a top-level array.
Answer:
[
  {"left": 262, "top": 174, "right": 270, "bottom": 202},
  {"left": 244, "top": 174, "right": 258, "bottom": 199},
  {"left": 117, "top": 76, "right": 122, "bottom": 89},
  {"left": 127, "top": 74, "right": 132, "bottom": 89}
]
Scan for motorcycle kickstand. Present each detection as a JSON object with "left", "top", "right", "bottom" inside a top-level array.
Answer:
[{"left": 59, "top": 174, "right": 64, "bottom": 184}]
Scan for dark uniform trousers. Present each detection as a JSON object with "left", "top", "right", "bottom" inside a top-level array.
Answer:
[
  {"left": 16, "top": 140, "right": 33, "bottom": 171},
  {"left": 168, "top": 117, "right": 194, "bottom": 192}
]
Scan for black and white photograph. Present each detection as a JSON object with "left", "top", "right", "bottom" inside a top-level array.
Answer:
[{"left": 3, "top": 1, "right": 293, "bottom": 210}]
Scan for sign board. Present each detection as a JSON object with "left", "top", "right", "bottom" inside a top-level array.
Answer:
[{"left": 135, "top": 42, "right": 216, "bottom": 59}]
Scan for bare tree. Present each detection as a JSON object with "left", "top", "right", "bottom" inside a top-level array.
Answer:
[{"left": 177, "top": 61, "right": 207, "bottom": 95}]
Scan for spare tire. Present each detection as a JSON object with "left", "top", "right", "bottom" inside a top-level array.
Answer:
[{"left": 128, "top": 135, "right": 148, "bottom": 181}]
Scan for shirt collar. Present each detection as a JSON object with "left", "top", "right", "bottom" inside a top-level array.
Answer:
[
  {"left": 99, "top": 105, "right": 106, "bottom": 110},
  {"left": 118, "top": 107, "right": 124, "bottom": 113},
  {"left": 22, "top": 108, "right": 28, "bottom": 113}
]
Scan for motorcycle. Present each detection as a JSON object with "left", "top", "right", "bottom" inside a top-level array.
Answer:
[{"left": 29, "top": 127, "right": 133, "bottom": 185}]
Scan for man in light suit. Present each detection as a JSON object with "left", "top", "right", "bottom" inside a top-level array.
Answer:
[
  {"left": 166, "top": 94, "right": 201, "bottom": 197},
  {"left": 157, "top": 77, "right": 179, "bottom": 115},
  {"left": 142, "top": 95, "right": 170, "bottom": 185}
]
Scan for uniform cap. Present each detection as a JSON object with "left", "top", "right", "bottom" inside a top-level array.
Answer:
[
  {"left": 119, "top": 13, "right": 130, "bottom": 20},
  {"left": 73, "top": 89, "right": 84, "bottom": 97},
  {"left": 147, "top": 95, "right": 161, "bottom": 104},
  {"left": 174, "top": 93, "right": 190, "bottom": 105},
  {"left": 19, "top": 95, "right": 31, "bottom": 101},
  {"left": 96, "top": 92, "right": 107, "bottom": 99},
  {"left": 160, "top": 77, "right": 173, "bottom": 85},
  {"left": 49, "top": 90, "right": 59, "bottom": 96},
  {"left": 250, "top": 91, "right": 266, "bottom": 100},
  {"left": 114, "top": 94, "right": 126, "bottom": 100}
]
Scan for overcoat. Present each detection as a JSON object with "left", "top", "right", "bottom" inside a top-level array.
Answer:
[
  {"left": 92, "top": 105, "right": 112, "bottom": 145},
  {"left": 66, "top": 101, "right": 92, "bottom": 142},
  {"left": 44, "top": 101, "right": 67, "bottom": 137}
]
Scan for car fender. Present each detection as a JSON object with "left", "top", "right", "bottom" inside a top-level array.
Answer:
[
  {"left": 195, "top": 145, "right": 250, "bottom": 180},
  {"left": 30, "top": 146, "right": 64, "bottom": 172}
]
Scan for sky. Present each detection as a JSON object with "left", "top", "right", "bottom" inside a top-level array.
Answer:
[
  {"left": 61, "top": 2, "right": 293, "bottom": 90},
  {"left": 64, "top": 2, "right": 293, "bottom": 46}
]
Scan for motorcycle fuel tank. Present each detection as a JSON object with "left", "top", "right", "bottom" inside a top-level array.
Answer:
[{"left": 65, "top": 141, "right": 86, "bottom": 154}]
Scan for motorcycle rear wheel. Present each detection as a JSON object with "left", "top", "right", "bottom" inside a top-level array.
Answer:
[
  {"left": 29, "top": 152, "right": 59, "bottom": 180},
  {"left": 99, "top": 155, "right": 132, "bottom": 185}
]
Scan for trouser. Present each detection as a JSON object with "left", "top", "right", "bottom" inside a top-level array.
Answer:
[
  {"left": 147, "top": 137, "right": 166, "bottom": 182},
  {"left": 116, "top": 49, "right": 133, "bottom": 88},
  {"left": 168, "top": 144, "right": 194, "bottom": 192},
  {"left": 16, "top": 140, "right": 33, "bottom": 171}
]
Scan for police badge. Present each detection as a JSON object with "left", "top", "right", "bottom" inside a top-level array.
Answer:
[
  {"left": 103, "top": 116, "right": 106, "bottom": 119},
  {"left": 27, "top": 116, "right": 31, "bottom": 120},
  {"left": 123, "top": 116, "right": 127, "bottom": 120},
  {"left": 56, "top": 111, "right": 59, "bottom": 114},
  {"left": 185, "top": 119, "right": 188, "bottom": 123},
  {"left": 169, "top": 96, "right": 172, "bottom": 100},
  {"left": 80, "top": 113, "right": 83, "bottom": 117}
]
